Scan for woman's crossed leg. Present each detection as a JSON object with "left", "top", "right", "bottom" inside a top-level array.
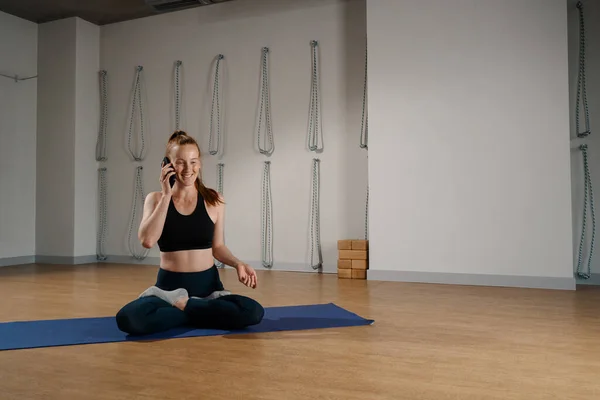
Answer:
[{"left": 116, "top": 290, "right": 264, "bottom": 336}]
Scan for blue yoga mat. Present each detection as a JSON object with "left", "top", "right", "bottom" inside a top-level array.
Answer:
[{"left": 0, "top": 303, "right": 373, "bottom": 351}]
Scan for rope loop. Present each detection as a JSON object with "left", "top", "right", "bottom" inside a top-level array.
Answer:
[
  {"left": 96, "top": 167, "right": 108, "bottom": 261},
  {"left": 577, "top": 144, "right": 596, "bottom": 279},
  {"left": 217, "top": 163, "right": 225, "bottom": 194},
  {"left": 360, "top": 41, "right": 368, "bottom": 149},
  {"left": 575, "top": 1, "right": 590, "bottom": 139},
  {"left": 257, "top": 47, "right": 274, "bottom": 156},
  {"left": 309, "top": 158, "right": 323, "bottom": 269},
  {"left": 128, "top": 165, "right": 150, "bottom": 260},
  {"left": 215, "top": 163, "right": 225, "bottom": 268},
  {"left": 574, "top": 2, "right": 594, "bottom": 280},
  {"left": 209, "top": 54, "right": 224, "bottom": 156},
  {"left": 364, "top": 183, "right": 369, "bottom": 240},
  {"left": 96, "top": 70, "right": 108, "bottom": 162},
  {"left": 308, "top": 40, "right": 323, "bottom": 153},
  {"left": 261, "top": 160, "right": 274, "bottom": 268},
  {"left": 174, "top": 60, "right": 182, "bottom": 130},
  {"left": 127, "top": 66, "right": 146, "bottom": 161}
]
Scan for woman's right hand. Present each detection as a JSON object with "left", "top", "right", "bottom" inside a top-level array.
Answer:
[{"left": 160, "top": 162, "right": 176, "bottom": 195}]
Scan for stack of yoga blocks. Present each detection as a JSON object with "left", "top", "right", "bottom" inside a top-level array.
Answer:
[{"left": 337, "top": 239, "right": 369, "bottom": 279}]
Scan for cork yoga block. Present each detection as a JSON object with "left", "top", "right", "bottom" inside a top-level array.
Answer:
[
  {"left": 351, "top": 240, "right": 368, "bottom": 250},
  {"left": 337, "top": 239, "right": 369, "bottom": 279},
  {"left": 338, "top": 239, "right": 369, "bottom": 251},
  {"left": 351, "top": 269, "right": 367, "bottom": 279},
  {"left": 337, "top": 268, "right": 352, "bottom": 279},
  {"left": 337, "top": 240, "right": 352, "bottom": 250},
  {"left": 351, "top": 260, "right": 367, "bottom": 270},
  {"left": 338, "top": 250, "right": 368, "bottom": 260}
]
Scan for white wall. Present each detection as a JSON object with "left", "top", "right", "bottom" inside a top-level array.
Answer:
[
  {"left": 0, "top": 11, "right": 38, "bottom": 263},
  {"left": 569, "top": 0, "right": 600, "bottom": 280},
  {"left": 100, "top": 0, "right": 368, "bottom": 272},
  {"left": 367, "top": 0, "right": 574, "bottom": 287}
]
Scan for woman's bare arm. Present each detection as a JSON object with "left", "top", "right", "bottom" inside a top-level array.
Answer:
[
  {"left": 211, "top": 196, "right": 242, "bottom": 268},
  {"left": 138, "top": 192, "right": 171, "bottom": 248}
]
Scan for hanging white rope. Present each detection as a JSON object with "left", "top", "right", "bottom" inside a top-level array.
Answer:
[
  {"left": 574, "top": 1, "right": 594, "bottom": 280},
  {"left": 174, "top": 60, "right": 182, "bottom": 131},
  {"left": 576, "top": 1, "right": 590, "bottom": 139},
  {"left": 127, "top": 66, "right": 146, "bottom": 161},
  {"left": 308, "top": 40, "right": 323, "bottom": 153},
  {"left": 364, "top": 183, "right": 369, "bottom": 240},
  {"left": 261, "top": 161, "right": 274, "bottom": 268},
  {"left": 96, "top": 70, "right": 109, "bottom": 260},
  {"left": 96, "top": 167, "right": 108, "bottom": 261},
  {"left": 361, "top": 41, "right": 369, "bottom": 240},
  {"left": 209, "top": 55, "right": 224, "bottom": 156},
  {"left": 257, "top": 47, "right": 274, "bottom": 156},
  {"left": 96, "top": 70, "right": 108, "bottom": 162},
  {"left": 128, "top": 166, "right": 150, "bottom": 260},
  {"left": 216, "top": 163, "right": 225, "bottom": 268},
  {"left": 360, "top": 42, "right": 368, "bottom": 149},
  {"left": 309, "top": 158, "right": 323, "bottom": 269},
  {"left": 577, "top": 144, "right": 595, "bottom": 279},
  {"left": 217, "top": 163, "right": 225, "bottom": 194}
]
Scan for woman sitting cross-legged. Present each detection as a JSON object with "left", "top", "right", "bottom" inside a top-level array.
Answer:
[{"left": 115, "top": 130, "right": 264, "bottom": 336}]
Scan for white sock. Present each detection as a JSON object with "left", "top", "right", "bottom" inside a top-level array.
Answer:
[{"left": 138, "top": 286, "right": 188, "bottom": 305}]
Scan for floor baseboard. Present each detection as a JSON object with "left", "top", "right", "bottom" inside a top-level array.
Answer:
[
  {"left": 367, "top": 269, "right": 576, "bottom": 290},
  {"left": 0, "top": 256, "right": 36, "bottom": 267}
]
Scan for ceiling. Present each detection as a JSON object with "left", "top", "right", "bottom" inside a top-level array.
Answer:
[
  {"left": 1, "top": 0, "right": 589, "bottom": 26},
  {"left": 0, "top": 0, "right": 235, "bottom": 26}
]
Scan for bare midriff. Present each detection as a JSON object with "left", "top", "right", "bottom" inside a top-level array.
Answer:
[{"left": 159, "top": 248, "right": 216, "bottom": 272}]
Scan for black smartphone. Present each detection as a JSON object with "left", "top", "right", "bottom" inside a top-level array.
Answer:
[{"left": 162, "top": 157, "right": 176, "bottom": 187}]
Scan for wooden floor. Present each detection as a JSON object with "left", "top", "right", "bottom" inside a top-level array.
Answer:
[{"left": 0, "top": 263, "right": 599, "bottom": 400}]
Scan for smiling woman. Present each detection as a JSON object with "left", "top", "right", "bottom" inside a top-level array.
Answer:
[
  {"left": 114, "top": 130, "right": 265, "bottom": 336},
  {"left": 163, "top": 130, "right": 222, "bottom": 208}
]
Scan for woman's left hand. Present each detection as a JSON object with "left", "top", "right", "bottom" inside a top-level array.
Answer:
[{"left": 235, "top": 263, "right": 258, "bottom": 289}]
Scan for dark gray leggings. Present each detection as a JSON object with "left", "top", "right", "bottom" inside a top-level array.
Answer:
[{"left": 115, "top": 266, "right": 264, "bottom": 336}]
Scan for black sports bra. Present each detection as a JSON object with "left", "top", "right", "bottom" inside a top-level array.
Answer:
[{"left": 157, "top": 195, "right": 214, "bottom": 252}]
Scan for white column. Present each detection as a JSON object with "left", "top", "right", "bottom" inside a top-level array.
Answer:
[{"left": 36, "top": 17, "right": 100, "bottom": 262}]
